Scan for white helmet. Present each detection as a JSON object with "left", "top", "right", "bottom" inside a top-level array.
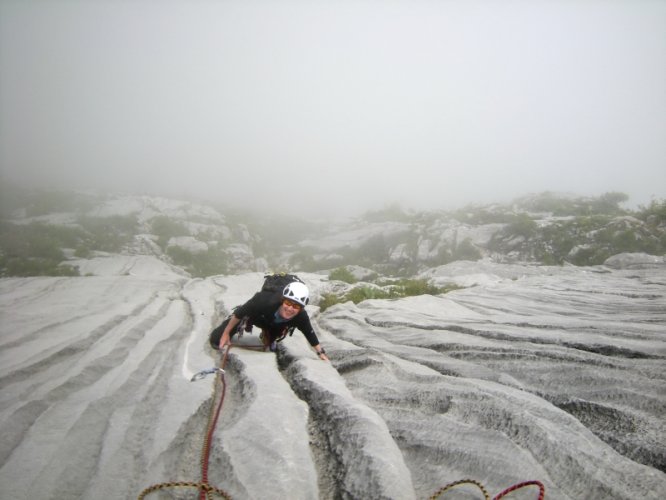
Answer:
[{"left": 283, "top": 281, "right": 309, "bottom": 306}]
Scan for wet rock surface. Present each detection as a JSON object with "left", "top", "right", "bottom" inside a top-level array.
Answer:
[
  {"left": 0, "top": 257, "right": 665, "bottom": 499},
  {"left": 318, "top": 263, "right": 665, "bottom": 499}
]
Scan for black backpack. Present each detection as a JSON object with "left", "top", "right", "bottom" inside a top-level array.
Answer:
[
  {"left": 261, "top": 272, "right": 304, "bottom": 295},
  {"left": 209, "top": 273, "right": 305, "bottom": 349}
]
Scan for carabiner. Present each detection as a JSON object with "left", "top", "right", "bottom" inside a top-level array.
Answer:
[{"left": 190, "top": 367, "right": 225, "bottom": 382}]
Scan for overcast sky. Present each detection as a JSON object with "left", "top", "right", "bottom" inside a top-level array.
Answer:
[{"left": 1, "top": 0, "right": 664, "bottom": 216}]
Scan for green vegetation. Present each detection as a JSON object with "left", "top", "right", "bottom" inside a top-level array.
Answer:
[
  {"left": 1, "top": 188, "right": 663, "bottom": 277},
  {"left": 329, "top": 267, "right": 358, "bottom": 283},
  {"left": 492, "top": 205, "right": 666, "bottom": 266},
  {"left": 78, "top": 215, "right": 138, "bottom": 253},
  {"left": 0, "top": 215, "right": 138, "bottom": 277},
  {"left": 150, "top": 216, "right": 190, "bottom": 248},
  {"left": 516, "top": 191, "right": 629, "bottom": 216},
  {"left": 166, "top": 245, "right": 228, "bottom": 278},
  {"left": 319, "top": 278, "right": 461, "bottom": 311},
  {"left": 637, "top": 199, "right": 666, "bottom": 224},
  {"left": 289, "top": 192, "right": 662, "bottom": 271},
  {"left": 432, "top": 237, "right": 483, "bottom": 266},
  {"left": 354, "top": 234, "right": 391, "bottom": 265},
  {"left": 0, "top": 222, "right": 82, "bottom": 277},
  {"left": 1, "top": 257, "right": 80, "bottom": 277},
  {"left": 0, "top": 187, "right": 143, "bottom": 276},
  {"left": 505, "top": 214, "right": 539, "bottom": 239},
  {"left": 453, "top": 238, "right": 483, "bottom": 261}
]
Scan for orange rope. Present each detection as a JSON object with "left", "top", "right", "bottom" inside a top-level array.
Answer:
[
  {"left": 429, "top": 479, "right": 546, "bottom": 500},
  {"left": 428, "top": 479, "right": 490, "bottom": 499},
  {"left": 137, "top": 481, "right": 231, "bottom": 500},
  {"left": 493, "top": 480, "right": 545, "bottom": 500},
  {"left": 198, "top": 345, "right": 231, "bottom": 499}
]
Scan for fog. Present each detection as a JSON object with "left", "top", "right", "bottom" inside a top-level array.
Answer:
[{"left": 1, "top": 0, "right": 664, "bottom": 217}]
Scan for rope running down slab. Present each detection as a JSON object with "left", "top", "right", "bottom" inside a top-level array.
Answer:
[
  {"left": 138, "top": 343, "right": 257, "bottom": 500},
  {"left": 139, "top": 342, "right": 546, "bottom": 500}
]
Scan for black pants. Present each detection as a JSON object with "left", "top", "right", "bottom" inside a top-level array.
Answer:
[
  {"left": 209, "top": 315, "right": 289, "bottom": 349},
  {"left": 209, "top": 316, "right": 234, "bottom": 349},
  {"left": 209, "top": 314, "right": 255, "bottom": 349}
]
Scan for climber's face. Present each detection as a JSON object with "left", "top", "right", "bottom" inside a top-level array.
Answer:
[{"left": 279, "top": 298, "right": 302, "bottom": 320}]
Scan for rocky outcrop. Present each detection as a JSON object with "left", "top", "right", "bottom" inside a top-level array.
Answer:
[
  {"left": 167, "top": 236, "right": 209, "bottom": 254},
  {"left": 604, "top": 252, "right": 666, "bottom": 269},
  {"left": 4, "top": 191, "right": 664, "bottom": 276}
]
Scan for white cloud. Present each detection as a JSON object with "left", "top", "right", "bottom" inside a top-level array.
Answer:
[{"left": 1, "top": 0, "right": 664, "bottom": 215}]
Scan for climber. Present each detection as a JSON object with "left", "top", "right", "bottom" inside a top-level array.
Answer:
[{"left": 209, "top": 281, "right": 330, "bottom": 361}]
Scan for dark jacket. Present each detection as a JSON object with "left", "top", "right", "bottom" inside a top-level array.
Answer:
[{"left": 233, "top": 291, "right": 320, "bottom": 346}]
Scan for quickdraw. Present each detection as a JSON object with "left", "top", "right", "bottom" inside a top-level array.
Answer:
[{"left": 190, "top": 367, "right": 225, "bottom": 382}]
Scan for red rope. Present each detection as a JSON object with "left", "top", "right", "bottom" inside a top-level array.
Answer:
[
  {"left": 493, "top": 480, "right": 545, "bottom": 500},
  {"left": 198, "top": 346, "right": 231, "bottom": 500},
  {"left": 140, "top": 344, "right": 237, "bottom": 500},
  {"left": 198, "top": 343, "right": 264, "bottom": 500}
]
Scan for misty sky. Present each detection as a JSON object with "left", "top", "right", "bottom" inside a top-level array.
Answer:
[{"left": 1, "top": 0, "right": 664, "bottom": 216}]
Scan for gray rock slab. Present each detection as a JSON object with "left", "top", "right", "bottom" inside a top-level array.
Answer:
[{"left": 0, "top": 257, "right": 664, "bottom": 499}]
